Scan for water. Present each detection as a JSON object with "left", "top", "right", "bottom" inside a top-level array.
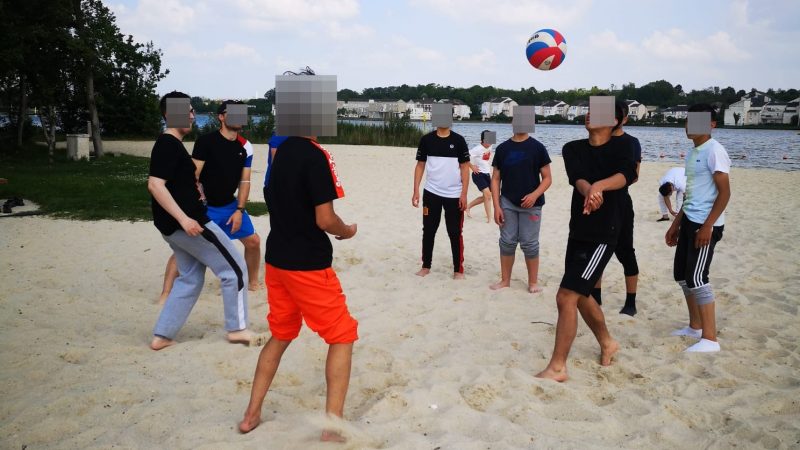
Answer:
[{"left": 342, "top": 120, "right": 800, "bottom": 171}]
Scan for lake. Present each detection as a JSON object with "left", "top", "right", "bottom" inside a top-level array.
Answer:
[{"left": 348, "top": 120, "right": 800, "bottom": 171}]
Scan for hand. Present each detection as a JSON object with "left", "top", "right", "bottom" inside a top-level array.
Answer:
[
  {"left": 494, "top": 207, "right": 504, "bottom": 227},
  {"left": 665, "top": 223, "right": 679, "bottom": 247},
  {"left": 669, "top": 209, "right": 678, "bottom": 217},
  {"left": 694, "top": 224, "right": 712, "bottom": 249},
  {"left": 583, "top": 185, "right": 603, "bottom": 214},
  {"left": 520, "top": 192, "right": 538, "bottom": 209},
  {"left": 180, "top": 217, "right": 203, "bottom": 237},
  {"left": 412, "top": 192, "right": 420, "bottom": 208},
  {"left": 335, "top": 223, "right": 357, "bottom": 240},
  {"left": 459, "top": 193, "right": 467, "bottom": 211},
  {"left": 226, "top": 210, "right": 243, "bottom": 234},
  {"left": 471, "top": 167, "right": 479, "bottom": 174}
]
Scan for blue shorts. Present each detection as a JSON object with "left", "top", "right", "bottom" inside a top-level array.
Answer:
[
  {"left": 471, "top": 172, "right": 491, "bottom": 191},
  {"left": 206, "top": 201, "right": 256, "bottom": 240}
]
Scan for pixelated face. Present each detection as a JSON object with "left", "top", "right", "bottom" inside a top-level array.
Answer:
[
  {"left": 588, "top": 96, "right": 615, "bottom": 129},
  {"left": 512, "top": 106, "right": 535, "bottom": 134},
  {"left": 432, "top": 103, "right": 453, "bottom": 128},
  {"left": 166, "top": 97, "right": 193, "bottom": 129},
  {"left": 223, "top": 103, "right": 248, "bottom": 128},
  {"left": 482, "top": 131, "right": 497, "bottom": 145},
  {"left": 275, "top": 75, "right": 337, "bottom": 137},
  {"left": 686, "top": 111, "right": 713, "bottom": 137}
]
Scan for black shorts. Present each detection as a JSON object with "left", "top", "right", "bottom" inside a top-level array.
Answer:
[
  {"left": 471, "top": 172, "right": 491, "bottom": 191},
  {"left": 673, "top": 215, "right": 723, "bottom": 288},
  {"left": 560, "top": 239, "right": 616, "bottom": 297}
]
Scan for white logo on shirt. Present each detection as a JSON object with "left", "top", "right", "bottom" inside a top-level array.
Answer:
[{"left": 449, "top": 144, "right": 454, "bottom": 149}]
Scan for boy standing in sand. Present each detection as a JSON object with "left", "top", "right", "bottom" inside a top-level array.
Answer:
[
  {"left": 412, "top": 103, "right": 471, "bottom": 279},
  {"left": 591, "top": 101, "right": 642, "bottom": 316},
  {"left": 192, "top": 100, "right": 262, "bottom": 291},
  {"left": 489, "top": 106, "right": 552, "bottom": 293},
  {"left": 466, "top": 130, "right": 495, "bottom": 222},
  {"left": 666, "top": 104, "right": 731, "bottom": 353},
  {"left": 240, "top": 70, "right": 358, "bottom": 441},
  {"left": 536, "top": 99, "right": 636, "bottom": 382},
  {"left": 147, "top": 91, "right": 260, "bottom": 350}
]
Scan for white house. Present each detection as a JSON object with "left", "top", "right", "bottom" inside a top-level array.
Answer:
[
  {"left": 760, "top": 102, "right": 788, "bottom": 125},
  {"left": 566, "top": 100, "right": 589, "bottom": 120},
  {"left": 724, "top": 92, "right": 771, "bottom": 126},
  {"left": 407, "top": 99, "right": 434, "bottom": 121},
  {"left": 662, "top": 105, "right": 689, "bottom": 120},
  {"left": 783, "top": 98, "right": 799, "bottom": 124},
  {"left": 438, "top": 99, "right": 472, "bottom": 120},
  {"left": 337, "top": 99, "right": 371, "bottom": 118},
  {"left": 624, "top": 100, "right": 648, "bottom": 121},
  {"left": 536, "top": 100, "right": 569, "bottom": 117},
  {"left": 481, "top": 97, "right": 517, "bottom": 120},
  {"left": 367, "top": 100, "right": 407, "bottom": 119}
]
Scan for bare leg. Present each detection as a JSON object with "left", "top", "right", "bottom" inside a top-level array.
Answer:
[
  {"left": 525, "top": 257, "right": 542, "bottom": 293},
  {"left": 321, "top": 343, "right": 353, "bottom": 442},
  {"left": 158, "top": 255, "right": 178, "bottom": 305},
  {"left": 481, "top": 189, "right": 492, "bottom": 222},
  {"left": 577, "top": 295, "right": 619, "bottom": 366},
  {"left": 490, "top": 254, "right": 514, "bottom": 290},
  {"left": 685, "top": 293, "right": 702, "bottom": 330},
  {"left": 241, "top": 233, "right": 262, "bottom": 291},
  {"left": 415, "top": 268, "right": 430, "bottom": 277},
  {"left": 698, "top": 302, "right": 717, "bottom": 341},
  {"left": 536, "top": 288, "right": 579, "bottom": 382},
  {"left": 466, "top": 196, "right": 483, "bottom": 218},
  {"left": 239, "top": 338, "right": 292, "bottom": 433}
]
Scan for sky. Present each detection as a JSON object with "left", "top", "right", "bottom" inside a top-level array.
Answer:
[{"left": 108, "top": 0, "right": 800, "bottom": 99}]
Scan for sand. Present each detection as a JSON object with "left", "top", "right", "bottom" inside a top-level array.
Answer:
[{"left": 1, "top": 140, "right": 799, "bottom": 449}]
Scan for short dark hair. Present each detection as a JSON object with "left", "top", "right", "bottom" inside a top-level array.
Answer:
[
  {"left": 688, "top": 103, "right": 717, "bottom": 122},
  {"left": 480, "top": 129, "right": 491, "bottom": 143},
  {"left": 159, "top": 91, "right": 191, "bottom": 117},
  {"left": 283, "top": 66, "right": 316, "bottom": 76},
  {"left": 612, "top": 101, "right": 626, "bottom": 131},
  {"left": 659, "top": 182, "right": 673, "bottom": 197},
  {"left": 218, "top": 99, "right": 245, "bottom": 115}
]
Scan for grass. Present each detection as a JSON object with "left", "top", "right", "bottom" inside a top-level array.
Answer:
[
  {"left": 0, "top": 142, "right": 267, "bottom": 221},
  {"left": 319, "top": 118, "right": 423, "bottom": 147}
]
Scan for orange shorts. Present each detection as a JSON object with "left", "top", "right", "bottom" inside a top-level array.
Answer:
[{"left": 264, "top": 264, "right": 358, "bottom": 344}]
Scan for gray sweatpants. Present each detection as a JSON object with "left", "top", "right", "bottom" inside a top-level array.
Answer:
[
  {"left": 499, "top": 196, "right": 542, "bottom": 259},
  {"left": 153, "top": 221, "right": 248, "bottom": 339}
]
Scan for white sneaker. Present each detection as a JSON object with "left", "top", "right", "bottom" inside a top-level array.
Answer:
[
  {"left": 685, "top": 338, "right": 720, "bottom": 353},
  {"left": 670, "top": 326, "right": 702, "bottom": 339}
]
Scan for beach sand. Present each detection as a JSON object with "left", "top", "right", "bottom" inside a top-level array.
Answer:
[{"left": 1, "top": 141, "right": 799, "bottom": 449}]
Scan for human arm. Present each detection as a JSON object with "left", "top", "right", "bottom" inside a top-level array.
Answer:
[
  {"left": 226, "top": 167, "right": 252, "bottom": 233},
  {"left": 694, "top": 172, "right": 730, "bottom": 248},
  {"left": 147, "top": 176, "right": 203, "bottom": 236},
  {"left": 491, "top": 167, "right": 503, "bottom": 226},
  {"left": 521, "top": 164, "right": 552, "bottom": 208},
  {"left": 459, "top": 162, "right": 469, "bottom": 211},
  {"left": 315, "top": 201, "right": 357, "bottom": 240},
  {"left": 412, "top": 161, "right": 425, "bottom": 207},
  {"left": 666, "top": 209, "right": 683, "bottom": 246}
]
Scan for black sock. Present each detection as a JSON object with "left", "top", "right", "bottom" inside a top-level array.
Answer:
[
  {"left": 591, "top": 287, "right": 602, "bottom": 305},
  {"left": 620, "top": 292, "right": 637, "bottom": 316}
]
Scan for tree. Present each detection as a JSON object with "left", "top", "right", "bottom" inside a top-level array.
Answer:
[{"left": 733, "top": 112, "right": 741, "bottom": 126}]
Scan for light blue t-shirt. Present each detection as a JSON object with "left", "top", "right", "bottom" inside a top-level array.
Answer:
[{"left": 683, "top": 138, "right": 731, "bottom": 226}]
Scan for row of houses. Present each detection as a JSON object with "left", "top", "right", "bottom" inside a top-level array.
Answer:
[{"left": 337, "top": 92, "right": 800, "bottom": 125}]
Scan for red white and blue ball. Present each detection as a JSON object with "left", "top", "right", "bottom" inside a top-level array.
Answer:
[{"left": 526, "top": 29, "right": 567, "bottom": 71}]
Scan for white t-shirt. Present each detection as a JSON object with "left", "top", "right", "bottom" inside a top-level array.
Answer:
[
  {"left": 468, "top": 144, "right": 494, "bottom": 174},
  {"left": 659, "top": 167, "right": 686, "bottom": 195},
  {"left": 683, "top": 138, "right": 731, "bottom": 226}
]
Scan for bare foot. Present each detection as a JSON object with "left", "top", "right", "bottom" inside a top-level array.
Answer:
[
  {"left": 535, "top": 366, "right": 568, "bottom": 382},
  {"left": 150, "top": 336, "right": 175, "bottom": 351},
  {"left": 600, "top": 340, "right": 619, "bottom": 366},
  {"left": 528, "top": 284, "right": 543, "bottom": 294},
  {"left": 453, "top": 272, "right": 465, "bottom": 280},
  {"left": 321, "top": 430, "right": 346, "bottom": 442},
  {"left": 415, "top": 268, "right": 430, "bottom": 277},
  {"left": 227, "top": 329, "right": 257, "bottom": 345},
  {"left": 465, "top": 208, "right": 472, "bottom": 218},
  {"left": 238, "top": 412, "right": 261, "bottom": 434},
  {"left": 489, "top": 280, "right": 510, "bottom": 290}
]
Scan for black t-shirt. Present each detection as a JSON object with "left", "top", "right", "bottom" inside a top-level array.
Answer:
[
  {"left": 612, "top": 132, "right": 642, "bottom": 194},
  {"left": 148, "top": 134, "right": 208, "bottom": 236},
  {"left": 415, "top": 131, "right": 470, "bottom": 198},
  {"left": 265, "top": 137, "right": 344, "bottom": 270},
  {"left": 491, "top": 137, "right": 551, "bottom": 207},
  {"left": 192, "top": 131, "right": 253, "bottom": 206},
  {"left": 562, "top": 137, "right": 637, "bottom": 244}
]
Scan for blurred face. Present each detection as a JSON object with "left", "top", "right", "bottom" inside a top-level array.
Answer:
[
  {"left": 219, "top": 112, "right": 244, "bottom": 132},
  {"left": 685, "top": 119, "right": 716, "bottom": 139},
  {"left": 584, "top": 112, "right": 617, "bottom": 132}
]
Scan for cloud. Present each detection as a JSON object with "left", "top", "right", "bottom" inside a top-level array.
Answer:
[
  {"left": 232, "top": 0, "right": 359, "bottom": 23},
  {"left": 456, "top": 49, "right": 497, "bottom": 70},
  {"left": 167, "top": 41, "right": 265, "bottom": 63},
  {"left": 110, "top": 0, "right": 199, "bottom": 36},
  {"left": 641, "top": 29, "right": 750, "bottom": 63},
  {"left": 326, "top": 21, "right": 375, "bottom": 41},
  {"left": 586, "top": 30, "right": 638, "bottom": 55},
  {"left": 410, "top": 0, "right": 591, "bottom": 26}
]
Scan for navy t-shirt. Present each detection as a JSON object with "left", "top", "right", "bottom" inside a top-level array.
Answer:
[
  {"left": 264, "top": 134, "right": 288, "bottom": 188},
  {"left": 491, "top": 137, "right": 552, "bottom": 207},
  {"left": 265, "top": 137, "right": 344, "bottom": 270},
  {"left": 612, "top": 132, "right": 641, "bottom": 193}
]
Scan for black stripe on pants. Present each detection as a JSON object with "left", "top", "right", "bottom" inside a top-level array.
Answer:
[{"left": 421, "top": 189, "right": 464, "bottom": 273}]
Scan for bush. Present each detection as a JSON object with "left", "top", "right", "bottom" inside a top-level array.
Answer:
[{"left": 319, "top": 116, "right": 423, "bottom": 147}]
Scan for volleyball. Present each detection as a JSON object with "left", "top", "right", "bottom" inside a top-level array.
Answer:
[{"left": 526, "top": 29, "right": 567, "bottom": 71}]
